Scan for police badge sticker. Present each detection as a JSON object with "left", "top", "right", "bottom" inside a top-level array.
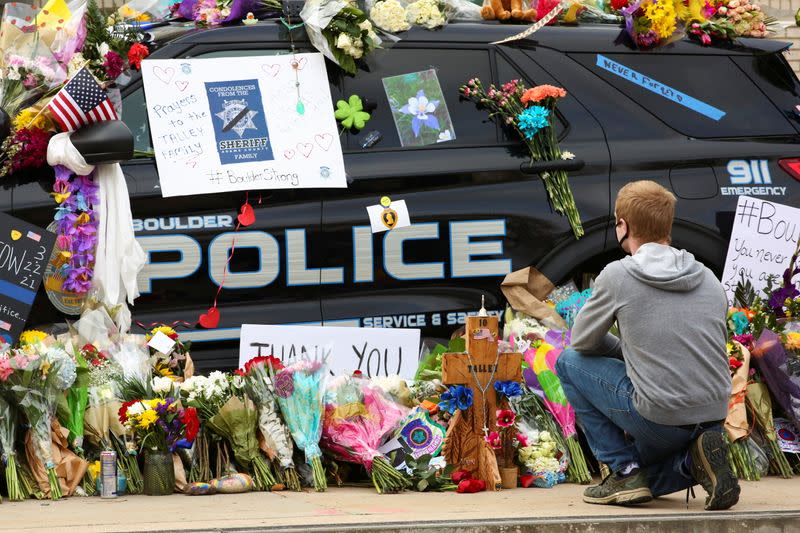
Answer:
[
  {"left": 366, "top": 197, "right": 411, "bottom": 233},
  {"left": 205, "top": 79, "right": 274, "bottom": 165}
]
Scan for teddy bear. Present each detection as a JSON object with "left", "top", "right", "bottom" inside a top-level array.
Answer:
[{"left": 480, "top": 0, "right": 537, "bottom": 22}]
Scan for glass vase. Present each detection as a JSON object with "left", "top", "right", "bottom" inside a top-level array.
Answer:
[{"left": 143, "top": 450, "right": 174, "bottom": 496}]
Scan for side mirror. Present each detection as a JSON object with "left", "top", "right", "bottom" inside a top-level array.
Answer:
[{"left": 70, "top": 120, "right": 134, "bottom": 165}]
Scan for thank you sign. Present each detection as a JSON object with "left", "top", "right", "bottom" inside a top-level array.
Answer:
[
  {"left": 239, "top": 324, "right": 421, "bottom": 379},
  {"left": 141, "top": 53, "right": 346, "bottom": 197},
  {"left": 0, "top": 212, "right": 56, "bottom": 345},
  {"left": 721, "top": 196, "right": 800, "bottom": 305}
]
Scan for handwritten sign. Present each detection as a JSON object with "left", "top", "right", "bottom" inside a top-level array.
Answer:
[
  {"left": 239, "top": 324, "right": 420, "bottom": 379},
  {"left": 0, "top": 212, "right": 56, "bottom": 346},
  {"left": 141, "top": 53, "right": 346, "bottom": 197},
  {"left": 721, "top": 196, "right": 800, "bottom": 305}
]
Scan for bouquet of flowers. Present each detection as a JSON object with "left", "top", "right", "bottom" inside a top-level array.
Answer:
[
  {"left": 301, "top": 0, "right": 381, "bottom": 75},
  {"left": 271, "top": 358, "right": 329, "bottom": 491},
  {"left": 369, "top": 0, "right": 412, "bottom": 31},
  {"left": 524, "top": 333, "right": 591, "bottom": 483},
  {"left": 119, "top": 397, "right": 199, "bottom": 452},
  {"left": 461, "top": 78, "right": 583, "bottom": 238},
  {"left": 0, "top": 395, "right": 23, "bottom": 500},
  {"left": 111, "top": 336, "right": 153, "bottom": 401},
  {"left": 620, "top": 0, "right": 683, "bottom": 49},
  {"left": 239, "top": 356, "right": 302, "bottom": 491},
  {"left": 182, "top": 372, "right": 277, "bottom": 489},
  {"left": 61, "top": 342, "right": 90, "bottom": 453},
  {"left": 714, "top": 0, "right": 769, "bottom": 37},
  {"left": 517, "top": 428, "right": 567, "bottom": 488},
  {"left": 0, "top": 341, "right": 77, "bottom": 499},
  {"left": 321, "top": 375, "right": 410, "bottom": 494},
  {"left": 145, "top": 326, "right": 193, "bottom": 382},
  {"left": 405, "top": 0, "right": 447, "bottom": 28},
  {"left": 503, "top": 307, "right": 550, "bottom": 354},
  {"left": 176, "top": 0, "right": 263, "bottom": 26}
]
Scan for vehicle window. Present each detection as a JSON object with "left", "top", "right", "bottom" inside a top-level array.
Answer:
[
  {"left": 570, "top": 53, "right": 796, "bottom": 138},
  {"left": 122, "top": 85, "right": 152, "bottom": 154},
  {"left": 732, "top": 53, "right": 800, "bottom": 134},
  {"left": 342, "top": 48, "right": 495, "bottom": 151}
]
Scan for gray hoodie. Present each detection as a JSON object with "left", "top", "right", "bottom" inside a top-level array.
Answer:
[{"left": 570, "top": 243, "right": 732, "bottom": 426}]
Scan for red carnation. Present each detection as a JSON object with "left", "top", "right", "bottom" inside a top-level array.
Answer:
[
  {"left": 729, "top": 357, "right": 743, "bottom": 370},
  {"left": 611, "top": 0, "right": 629, "bottom": 10},
  {"left": 119, "top": 400, "right": 137, "bottom": 423},
  {"left": 457, "top": 479, "right": 486, "bottom": 493},
  {"left": 520, "top": 474, "right": 536, "bottom": 488},
  {"left": 181, "top": 407, "right": 200, "bottom": 442},
  {"left": 127, "top": 42, "right": 150, "bottom": 70}
]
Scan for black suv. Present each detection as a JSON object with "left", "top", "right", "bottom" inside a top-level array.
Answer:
[{"left": 7, "top": 21, "right": 800, "bottom": 371}]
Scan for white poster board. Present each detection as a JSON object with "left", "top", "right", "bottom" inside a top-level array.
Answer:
[
  {"left": 141, "top": 53, "right": 346, "bottom": 197},
  {"left": 239, "top": 324, "right": 421, "bottom": 379},
  {"left": 721, "top": 196, "right": 800, "bottom": 305}
]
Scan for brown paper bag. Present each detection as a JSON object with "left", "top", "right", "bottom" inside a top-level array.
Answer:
[
  {"left": 25, "top": 420, "right": 88, "bottom": 498},
  {"left": 500, "top": 267, "right": 567, "bottom": 330},
  {"left": 725, "top": 342, "right": 751, "bottom": 442},
  {"left": 173, "top": 453, "right": 188, "bottom": 493}
]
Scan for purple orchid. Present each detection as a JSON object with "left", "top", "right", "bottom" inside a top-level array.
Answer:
[{"left": 399, "top": 90, "right": 441, "bottom": 138}]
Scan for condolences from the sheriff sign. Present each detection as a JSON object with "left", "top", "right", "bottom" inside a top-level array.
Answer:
[
  {"left": 721, "top": 196, "right": 800, "bottom": 305},
  {"left": 141, "top": 54, "right": 346, "bottom": 197}
]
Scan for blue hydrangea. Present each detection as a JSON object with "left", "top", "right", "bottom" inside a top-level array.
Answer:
[{"left": 517, "top": 106, "right": 550, "bottom": 140}]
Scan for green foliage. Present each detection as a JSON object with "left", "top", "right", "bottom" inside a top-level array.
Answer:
[
  {"left": 415, "top": 337, "right": 465, "bottom": 381},
  {"left": 399, "top": 453, "right": 456, "bottom": 492}
]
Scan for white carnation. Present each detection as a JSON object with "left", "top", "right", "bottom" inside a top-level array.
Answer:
[{"left": 152, "top": 376, "right": 175, "bottom": 395}]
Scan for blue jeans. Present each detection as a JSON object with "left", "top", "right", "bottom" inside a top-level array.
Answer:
[{"left": 555, "top": 349, "right": 717, "bottom": 497}]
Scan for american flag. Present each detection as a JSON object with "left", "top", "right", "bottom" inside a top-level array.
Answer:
[{"left": 47, "top": 68, "right": 118, "bottom": 132}]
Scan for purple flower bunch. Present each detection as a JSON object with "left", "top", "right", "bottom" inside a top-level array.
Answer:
[{"left": 52, "top": 165, "right": 99, "bottom": 294}]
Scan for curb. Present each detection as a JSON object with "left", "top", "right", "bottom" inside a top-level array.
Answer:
[{"left": 130, "top": 510, "right": 800, "bottom": 533}]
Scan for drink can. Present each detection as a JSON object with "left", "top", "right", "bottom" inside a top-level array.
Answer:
[{"left": 100, "top": 450, "right": 118, "bottom": 498}]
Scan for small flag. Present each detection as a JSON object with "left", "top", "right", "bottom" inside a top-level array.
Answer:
[
  {"left": 26, "top": 230, "right": 41, "bottom": 242},
  {"left": 47, "top": 67, "right": 118, "bottom": 132},
  {"left": 0, "top": 320, "right": 11, "bottom": 332}
]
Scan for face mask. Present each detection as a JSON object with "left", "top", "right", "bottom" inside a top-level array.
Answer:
[{"left": 616, "top": 221, "right": 629, "bottom": 254}]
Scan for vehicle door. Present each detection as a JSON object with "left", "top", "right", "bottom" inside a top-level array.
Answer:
[
  {"left": 118, "top": 44, "right": 343, "bottom": 371},
  {"left": 318, "top": 41, "right": 611, "bottom": 346}
]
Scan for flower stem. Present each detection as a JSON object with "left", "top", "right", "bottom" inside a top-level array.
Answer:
[
  {"left": 283, "top": 466, "right": 302, "bottom": 492},
  {"left": 310, "top": 456, "right": 327, "bottom": 492}
]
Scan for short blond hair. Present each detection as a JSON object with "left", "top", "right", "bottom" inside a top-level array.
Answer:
[{"left": 615, "top": 180, "right": 676, "bottom": 244}]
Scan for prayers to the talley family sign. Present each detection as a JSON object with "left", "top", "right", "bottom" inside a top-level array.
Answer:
[{"left": 141, "top": 53, "right": 346, "bottom": 197}]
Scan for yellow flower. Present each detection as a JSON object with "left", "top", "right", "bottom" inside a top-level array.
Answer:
[
  {"left": 137, "top": 410, "right": 159, "bottom": 429},
  {"left": 726, "top": 342, "right": 734, "bottom": 354},
  {"left": 52, "top": 191, "right": 71, "bottom": 204},
  {"left": 155, "top": 362, "right": 175, "bottom": 378},
  {"left": 786, "top": 332, "right": 800, "bottom": 351},
  {"left": 76, "top": 212, "right": 91, "bottom": 224},
  {"left": 88, "top": 461, "right": 101, "bottom": 480},
  {"left": 40, "top": 359, "right": 52, "bottom": 377},
  {"left": 19, "top": 330, "right": 48, "bottom": 345},
  {"left": 13, "top": 107, "right": 55, "bottom": 132},
  {"left": 151, "top": 326, "right": 177, "bottom": 338},
  {"left": 643, "top": 0, "right": 678, "bottom": 39}
]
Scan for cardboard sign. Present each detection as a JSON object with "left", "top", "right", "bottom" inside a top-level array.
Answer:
[
  {"left": 721, "top": 196, "right": 800, "bottom": 305},
  {"left": 239, "top": 324, "right": 420, "bottom": 379},
  {"left": 0, "top": 212, "right": 56, "bottom": 346},
  {"left": 366, "top": 200, "right": 411, "bottom": 233},
  {"left": 141, "top": 53, "right": 346, "bottom": 197}
]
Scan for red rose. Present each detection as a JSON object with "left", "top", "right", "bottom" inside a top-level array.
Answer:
[
  {"left": 611, "top": 0, "right": 629, "bottom": 9},
  {"left": 729, "top": 357, "right": 743, "bottom": 370},
  {"left": 127, "top": 42, "right": 150, "bottom": 70},
  {"left": 451, "top": 470, "right": 472, "bottom": 483},
  {"left": 181, "top": 407, "right": 200, "bottom": 442},
  {"left": 457, "top": 479, "right": 486, "bottom": 493}
]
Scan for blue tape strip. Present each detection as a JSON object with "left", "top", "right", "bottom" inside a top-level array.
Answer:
[
  {"left": 0, "top": 279, "right": 36, "bottom": 305},
  {"left": 596, "top": 54, "right": 726, "bottom": 122}
]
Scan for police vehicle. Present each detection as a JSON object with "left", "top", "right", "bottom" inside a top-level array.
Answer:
[{"left": 6, "top": 21, "right": 800, "bottom": 371}]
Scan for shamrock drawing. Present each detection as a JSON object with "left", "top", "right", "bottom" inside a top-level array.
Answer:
[{"left": 335, "top": 95, "right": 371, "bottom": 131}]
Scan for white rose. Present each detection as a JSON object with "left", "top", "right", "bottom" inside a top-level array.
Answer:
[
  {"left": 97, "top": 42, "right": 110, "bottom": 58},
  {"left": 336, "top": 32, "right": 353, "bottom": 51},
  {"left": 152, "top": 376, "right": 174, "bottom": 394},
  {"left": 358, "top": 20, "right": 373, "bottom": 32}
]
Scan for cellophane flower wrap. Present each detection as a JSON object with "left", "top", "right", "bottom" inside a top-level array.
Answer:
[
  {"left": 146, "top": 326, "right": 194, "bottom": 382},
  {"left": 0, "top": 395, "right": 23, "bottom": 500},
  {"left": 240, "top": 356, "right": 302, "bottom": 491},
  {"left": 321, "top": 376, "right": 410, "bottom": 493},
  {"left": 523, "top": 331, "right": 591, "bottom": 484},
  {"left": 271, "top": 357, "right": 328, "bottom": 491},
  {"left": 0, "top": 341, "right": 77, "bottom": 499},
  {"left": 460, "top": 78, "right": 583, "bottom": 238}
]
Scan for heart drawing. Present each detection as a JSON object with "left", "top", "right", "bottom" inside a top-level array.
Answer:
[
  {"left": 314, "top": 133, "right": 333, "bottom": 151},
  {"left": 283, "top": 149, "right": 295, "bottom": 160},
  {"left": 10, "top": 230, "right": 21, "bottom": 241},
  {"left": 261, "top": 64, "right": 280, "bottom": 77},
  {"left": 198, "top": 306, "right": 220, "bottom": 329},
  {"left": 175, "top": 80, "right": 189, "bottom": 91},
  {"left": 297, "top": 142, "right": 313, "bottom": 158},
  {"left": 152, "top": 66, "right": 175, "bottom": 85}
]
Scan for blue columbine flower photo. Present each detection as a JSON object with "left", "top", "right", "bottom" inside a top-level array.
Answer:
[
  {"left": 399, "top": 89, "right": 441, "bottom": 138},
  {"left": 517, "top": 105, "right": 550, "bottom": 140}
]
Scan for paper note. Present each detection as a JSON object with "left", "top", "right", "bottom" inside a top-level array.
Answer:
[
  {"left": 141, "top": 53, "right": 346, "bottom": 197},
  {"left": 147, "top": 330, "right": 177, "bottom": 355}
]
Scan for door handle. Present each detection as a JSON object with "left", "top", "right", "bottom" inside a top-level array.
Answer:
[{"left": 520, "top": 159, "right": 585, "bottom": 175}]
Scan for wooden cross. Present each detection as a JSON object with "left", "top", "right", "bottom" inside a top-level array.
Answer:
[{"left": 442, "top": 315, "right": 521, "bottom": 481}]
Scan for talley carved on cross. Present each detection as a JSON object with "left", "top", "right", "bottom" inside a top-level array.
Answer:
[{"left": 441, "top": 300, "right": 522, "bottom": 489}]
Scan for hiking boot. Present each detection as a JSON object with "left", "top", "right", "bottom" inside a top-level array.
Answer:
[
  {"left": 690, "top": 430, "right": 741, "bottom": 511},
  {"left": 583, "top": 469, "right": 653, "bottom": 506}
]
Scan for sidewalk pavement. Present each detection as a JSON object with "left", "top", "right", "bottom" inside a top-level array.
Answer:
[{"left": 2, "top": 478, "right": 798, "bottom": 533}]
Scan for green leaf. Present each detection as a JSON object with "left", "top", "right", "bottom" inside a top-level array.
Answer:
[{"left": 417, "top": 479, "right": 429, "bottom": 491}]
